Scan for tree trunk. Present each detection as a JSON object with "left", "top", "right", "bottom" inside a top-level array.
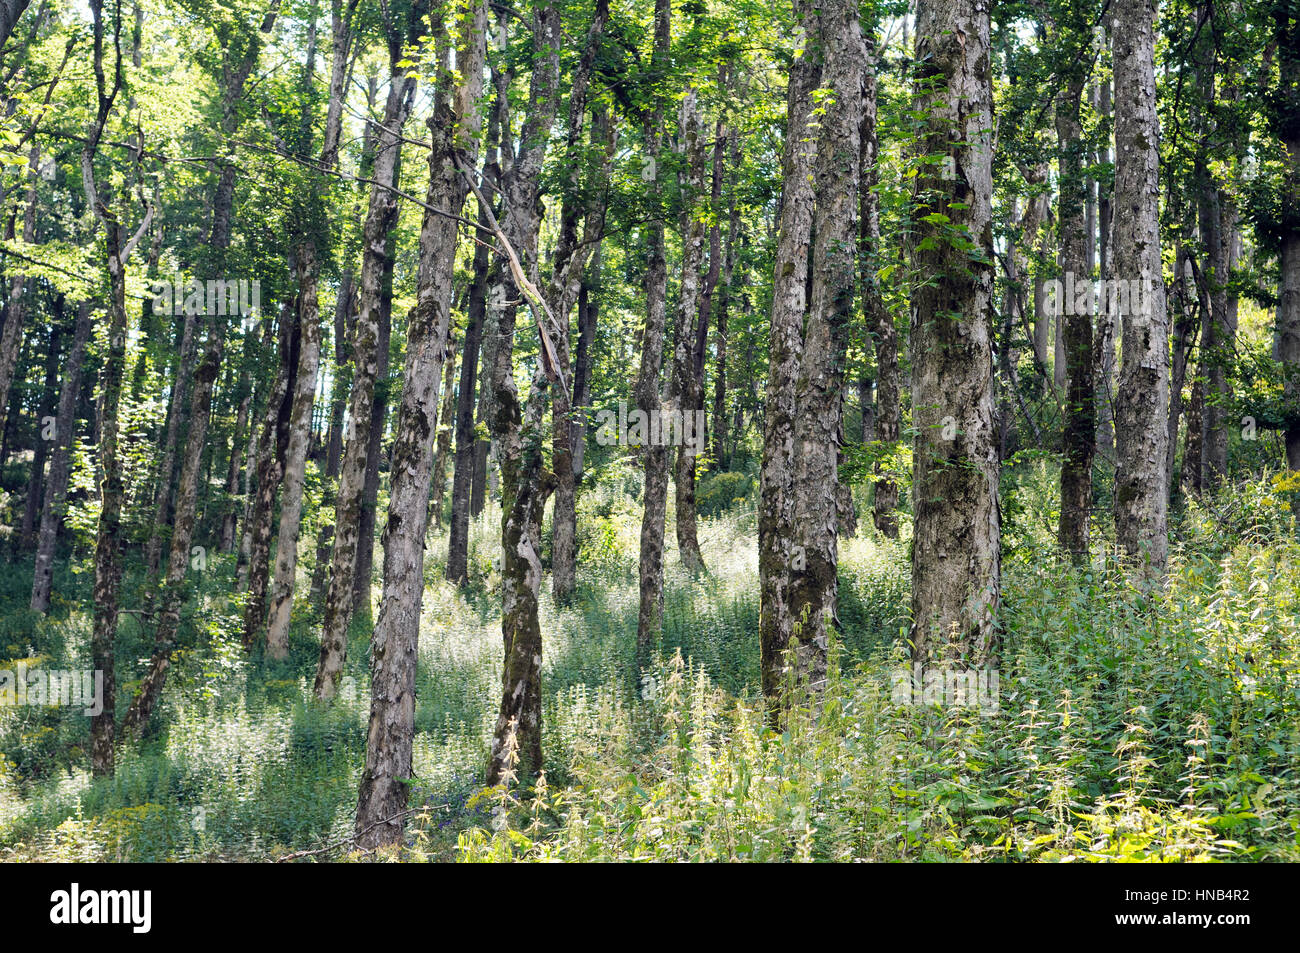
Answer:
[
  {"left": 1057, "top": 74, "right": 1095, "bottom": 559},
  {"left": 1111, "top": 0, "right": 1170, "bottom": 575},
  {"left": 1276, "top": 14, "right": 1300, "bottom": 523},
  {"left": 861, "top": 28, "right": 899, "bottom": 538},
  {"left": 266, "top": 242, "right": 323, "bottom": 658},
  {"left": 484, "top": 0, "right": 564, "bottom": 788},
  {"left": 759, "top": 0, "right": 821, "bottom": 701},
  {"left": 242, "top": 290, "right": 297, "bottom": 647},
  {"left": 355, "top": 0, "right": 487, "bottom": 846},
  {"left": 634, "top": 0, "right": 673, "bottom": 670},
  {"left": 909, "top": 0, "right": 1000, "bottom": 663},
  {"left": 311, "top": 269, "right": 354, "bottom": 589},
  {"left": 19, "top": 310, "right": 61, "bottom": 549},
  {"left": 430, "top": 329, "right": 458, "bottom": 529},
  {"left": 221, "top": 374, "right": 251, "bottom": 553},
  {"left": 548, "top": 7, "right": 611, "bottom": 603},
  {"left": 314, "top": 59, "right": 417, "bottom": 699},
  {"left": 144, "top": 306, "right": 197, "bottom": 573},
  {"left": 446, "top": 115, "right": 498, "bottom": 585},
  {"left": 1095, "top": 78, "right": 1116, "bottom": 458},
  {"left": 31, "top": 302, "right": 91, "bottom": 613},
  {"left": 668, "top": 89, "right": 709, "bottom": 575}
]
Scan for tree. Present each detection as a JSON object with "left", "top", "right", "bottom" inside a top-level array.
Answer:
[
  {"left": 355, "top": 0, "right": 487, "bottom": 849},
  {"left": 1111, "top": 0, "right": 1170, "bottom": 574},
  {"left": 909, "top": 0, "right": 1000, "bottom": 664}
]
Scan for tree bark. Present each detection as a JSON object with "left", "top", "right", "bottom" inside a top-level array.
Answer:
[
  {"left": 312, "top": 270, "right": 353, "bottom": 588},
  {"left": 19, "top": 308, "right": 61, "bottom": 549},
  {"left": 634, "top": 0, "right": 673, "bottom": 667},
  {"left": 861, "top": 28, "right": 899, "bottom": 538},
  {"left": 669, "top": 90, "right": 712, "bottom": 575},
  {"left": 759, "top": 0, "right": 822, "bottom": 701},
  {"left": 314, "top": 54, "right": 418, "bottom": 699},
  {"left": 31, "top": 302, "right": 91, "bottom": 613},
  {"left": 266, "top": 242, "right": 322, "bottom": 658},
  {"left": 1057, "top": 74, "right": 1095, "bottom": 558},
  {"left": 909, "top": 0, "right": 1000, "bottom": 663},
  {"left": 446, "top": 109, "right": 500, "bottom": 585},
  {"left": 483, "top": 0, "right": 564, "bottom": 788},
  {"left": 355, "top": 0, "right": 486, "bottom": 846},
  {"left": 1111, "top": 0, "right": 1170, "bottom": 575}
]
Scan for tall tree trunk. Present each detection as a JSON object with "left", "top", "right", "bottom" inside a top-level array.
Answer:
[
  {"left": 143, "top": 307, "right": 197, "bottom": 573},
  {"left": 31, "top": 302, "right": 91, "bottom": 613},
  {"left": 668, "top": 89, "right": 709, "bottom": 575},
  {"left": 1167, "top": 245, "right": 1199, "bottom": 491},
  {"left": 1111, "top": 0, "right": 1170, "bottom": 574},
  {"left": 483, "top": 0, "right": 564, "bottom": 788},
  {"left": 759, "top": 0, "right": 821, "bottom": 701},
  {"left": 861, "top": 28, "right": 898, "bottom": 538},
  {"left": 221, "top": 373, "right": 251, "bottom": 552},
  {"left": 353, "top": 249, "right": 394, "bottom": 616},
  {"left": 430, "top": 329, "right": 458, "bottom": 529},
  {"left": 314, "top": 57, "right": 417, "bottom": 699},
  {"left": 266, "top": 243, "right": 322, "bottom": 658},
  {"left": 1095, "top": 78, "right": 1117, "bottom": 458},
  {"left": 446, "top": 110, "right": 499, "bottom": 585},
  {"left": 547, "top": 1, "right": 610, "bottom": 603},
  {"left": 711, "top": 147, "right": 739, "bottom": 471},
  {"left": 0, "top": 145, "right": 38, "bottom": 441},
  {"left": 312, "top": 271, "right": 354, "bottom": 588},
  {"left": 19, "top": 309, "right": 61, "bottom": 549},
  {"left": 242, "top": 288, "right": 298, "bottom": 646},
  {"left": 909, "top": 0, "right": 1000, "bottom": 663},
  {"left": 571, "top": 245, "right": 601, "bottom": 482},
  {"left": 1057, "top": 74, "right": 1095, "bottom": 558},
  {"left": 355, "top": 0, "right": 486, "bottom": 846},
  {"left": 634, "top": 0, "right": 673, "bottom": 669},
  {"left": 1276, "top": 7, "right": 1300, "bottom": 522}
]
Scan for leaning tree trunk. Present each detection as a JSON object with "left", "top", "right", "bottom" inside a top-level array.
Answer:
[
  {"left": 122, "top": 298, "right": 230, "bottom": 734},
  {"left": 355, "top": 0, "right": 486, "bottom": 848},
  {"left": 1111, "top": 0, "right": 1170, "bottom": 575},
  {"left": 1057, "top": 73, "right": 1095, "bottom": 559},
  {"left": 31, "top": 302, "right": 91, "bottom": 613},
  {"left": 909, "top": 0, "right": 1000, "bottom": 664}
]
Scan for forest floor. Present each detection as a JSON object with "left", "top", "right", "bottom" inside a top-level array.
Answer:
[{"left": 2, "top": 460, "right": 1299, "bottom": 862}]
